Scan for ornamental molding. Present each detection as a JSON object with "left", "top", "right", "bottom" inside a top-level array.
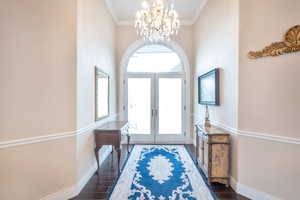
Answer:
[{"left": 248, "top": 25, "right": 300, "bottom": 59}]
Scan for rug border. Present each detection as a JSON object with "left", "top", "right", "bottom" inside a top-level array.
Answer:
[
  {"left": 106, "top": 144, "right": 136, "bottom": 200},
  {"left": 106, "top": 145, "right": 218, "bottom": 200}
]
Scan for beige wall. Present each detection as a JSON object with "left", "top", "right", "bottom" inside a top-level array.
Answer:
[
  {"left": 0, "top": 0, "right": 77, "bottom": 141},
  {"left": 238, "top": 0, "right": 300, "bottom": 199},
  {"left": 76, "top": 0, "right": 117, "bottom": 181},
  {"left": 239, "top": 0, "right": 300, "bottom": 137},
  {"left": 193, "top": 0, "right": 239, "bottom": 129},
  {"left": 194, "top": 0, "right": 300, "bottom": 199},
  {"left": 0, "top": 0, "right": 77, "bottom": 199},
  {"left": 0, "top": 0, "right": 117, "bottom": 199},
  {"left": 0, "top": 139, "right": 76, "bottom": 200}
]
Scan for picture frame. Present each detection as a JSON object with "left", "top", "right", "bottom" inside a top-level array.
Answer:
[{"left": 198, "top": 68, "right": 220, "bottom": 106}]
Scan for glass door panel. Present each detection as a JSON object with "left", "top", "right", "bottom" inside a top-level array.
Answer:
[
  {"left": 158, "top": 78, "right": 182, "bottom": 135},
  {"left": 128, "top": 78, "right": 152, "bottom": 135}
]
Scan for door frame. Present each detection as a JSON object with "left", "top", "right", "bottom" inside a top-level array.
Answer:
[
  {"left": 124, "top": 72, "right": 186, "bottom": 144},
  {"left": 119, "top": 40, "right": 192, "bottom": 144}
]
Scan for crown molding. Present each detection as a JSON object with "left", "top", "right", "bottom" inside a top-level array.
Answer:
[
  {"left": 191, "top": 0, "right": 208, "bottom": 24},
  {"left": 0, "top": 114, "right": 119, "bottom": 149},
  {"left": 104, "top": 0, "right": 208, "bottom": 26},
  {"left": 104, "top": 0, "right": 119, "bottom": 23}
]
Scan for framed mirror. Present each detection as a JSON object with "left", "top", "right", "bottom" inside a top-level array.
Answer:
[{"left": 95, "top": 67, "right": 109, "bottom": 121}]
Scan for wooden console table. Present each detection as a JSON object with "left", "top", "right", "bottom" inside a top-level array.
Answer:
[
  {"left": 94, "top": 121, "right": 129, "bottom": 174},
  {"left": 195, "top": 124, "right": 230, "bottom": 186}
]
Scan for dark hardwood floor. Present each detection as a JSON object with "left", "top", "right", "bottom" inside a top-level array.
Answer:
[{"left": 72, "top": 145, "right": 249, "bottom": 200}]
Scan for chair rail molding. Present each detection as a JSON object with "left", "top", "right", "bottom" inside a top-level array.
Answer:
[
  {"left": 212, "top": 120, "right": 300, "bottom": 145},
  {"left": 192, "top": 114, "right": 300, "bottom": 145},
  {"left": 0, "top": 113, "right": 119, "bottom": 149}
]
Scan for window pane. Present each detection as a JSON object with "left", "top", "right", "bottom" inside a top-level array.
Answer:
[
  {"left": 128, "top": 78, "right": 151, "bottom": 134},
  {"left": 127, "top": 45, "right": 183, "bottom": 73},
  {"left": 158, "top": 78, "right": 182, "bottom": 134}
]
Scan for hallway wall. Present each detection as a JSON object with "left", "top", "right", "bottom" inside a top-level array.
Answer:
[
  {"left": 238, "top": 0, "right": 300, "bottom": 199},
  {"left": 193, "top": 0, "right": 300, "bottom": 199},
  {"left": 76, "top": 0, "right": 118, "bottom": 184},
  {"left": 0, "top": 0, "right": 77, "bottom": 199},
  {"left": 0, "top": 0, "right": 118, "bottom": 199},
  {"left": 193, "top": 0, "right": 240, "bottom": 183}
]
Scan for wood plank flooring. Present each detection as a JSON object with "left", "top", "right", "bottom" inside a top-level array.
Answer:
[{"left": 71, "top": 145, "right": 249, "bottom": 200}]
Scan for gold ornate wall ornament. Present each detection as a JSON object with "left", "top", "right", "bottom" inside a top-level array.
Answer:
[{"left": 248, "top": 25, "right": 300, "bottom": 59}]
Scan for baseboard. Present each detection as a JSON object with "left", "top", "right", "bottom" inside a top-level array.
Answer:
[
  {"left": 41, "top": 146, "right": 112, "bottom": 200},
  {"left": 230, "top": 177, "right": 280, "bottom": 200}
]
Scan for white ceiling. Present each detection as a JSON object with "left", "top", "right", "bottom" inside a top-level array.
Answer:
[{"left": 105, "top": 0, "right": 207, "bottom": 25}]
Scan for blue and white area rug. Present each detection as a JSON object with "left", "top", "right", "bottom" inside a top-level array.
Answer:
[{"left": 108, "top": 145, "right": 216, "bottom": 200}]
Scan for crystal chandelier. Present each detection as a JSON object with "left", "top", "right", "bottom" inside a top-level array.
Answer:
[{"left": 134, "top": 0, "right": 180, "bottom": 42}]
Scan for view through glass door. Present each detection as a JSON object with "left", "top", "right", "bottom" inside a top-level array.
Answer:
[
  {"left": 125, "top": 44, "right": 186, "bottom": 144},
  {"left": 127, "top": 74, "right": 185, "bottom": 143}
]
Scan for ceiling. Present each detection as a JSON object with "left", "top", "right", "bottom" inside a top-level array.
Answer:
[{"left": 105, "top": 0, "right": 207, "bottom": 25}]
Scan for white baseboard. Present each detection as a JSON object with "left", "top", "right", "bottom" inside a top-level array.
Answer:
[
  {"left": 41, "top": 146, "right": 113, "bottom": 200},
  {"left": 230, "top": 177, "right": 280, "bottom": 200}
]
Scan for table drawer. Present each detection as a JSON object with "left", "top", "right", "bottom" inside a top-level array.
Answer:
[{"left": 94, "top": 132, "right": 121, "bottom": 146}]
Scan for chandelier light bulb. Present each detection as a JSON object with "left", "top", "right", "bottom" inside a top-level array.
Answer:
[{"left": 142, "top": 1, "right": 149, "bottom": 9}]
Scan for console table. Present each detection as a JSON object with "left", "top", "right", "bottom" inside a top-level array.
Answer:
[
  {"left": 94, "top": 121, "right": 129, "bottom": 174},
  {"left": 195, "top": 124, "right": 230, "bottom": 186}
]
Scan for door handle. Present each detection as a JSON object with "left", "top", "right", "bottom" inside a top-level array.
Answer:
[{"left": 152, "top": 109, "right": 158, "bottom": 117}]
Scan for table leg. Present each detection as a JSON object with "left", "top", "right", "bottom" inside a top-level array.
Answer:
[
  {"left": 94, "top": 146, "right": 101, "bottom": 175},
  {"left": 195, "top": 134, "right": 199, "bottom": 164},
  {"left": 127, "top": 135, "right": 131, "bottom": 153},
  {"left": 115, "top": 146, "right": 121, "bottom": 173}
]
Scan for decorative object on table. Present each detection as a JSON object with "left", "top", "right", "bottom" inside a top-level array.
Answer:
[
  {"left": 108, "top": 145, "right": 216, "bottom": 200},
  {"left": 95, "top": 66, "right": 109, "bottom": 121},
  {"left": 134, "top": 0, "right": 180, "bottom": 42},
  {"left": 204, "top": 105, "right": 211, "bottom": 128},
  {"left": 195, "top": 124, "right": 230, "bottom": 187},
  {"left": 248, "top": 25, "right": 300, "bottom": 59},
  {"left": 198, "top": 68, "right": 220, "bottom": 106}
]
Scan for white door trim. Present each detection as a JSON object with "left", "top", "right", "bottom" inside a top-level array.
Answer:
[{"left": 119, "top": 40, "right": 192, "bottom": 144}]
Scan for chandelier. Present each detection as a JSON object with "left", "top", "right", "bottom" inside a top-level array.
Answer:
[{"left": 134, "top": 0, "right": 180, "bottom": 42}]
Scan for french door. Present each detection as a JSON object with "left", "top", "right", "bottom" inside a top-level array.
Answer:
[{"left": 126, "top": 73, "right": 186, "bottom": 144}]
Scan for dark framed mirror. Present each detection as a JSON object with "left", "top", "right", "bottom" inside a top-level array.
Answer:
[{"left": 95, "top": 66, "right": 109, "bottom": 121}]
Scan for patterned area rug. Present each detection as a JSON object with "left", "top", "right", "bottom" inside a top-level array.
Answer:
[{"left": 108, "top": 145, "right": 216, "bottom": 200}]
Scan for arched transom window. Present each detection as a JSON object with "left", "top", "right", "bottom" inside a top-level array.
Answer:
[{"left": 127, "top": 44, "right": 183, "bottom": 73}]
